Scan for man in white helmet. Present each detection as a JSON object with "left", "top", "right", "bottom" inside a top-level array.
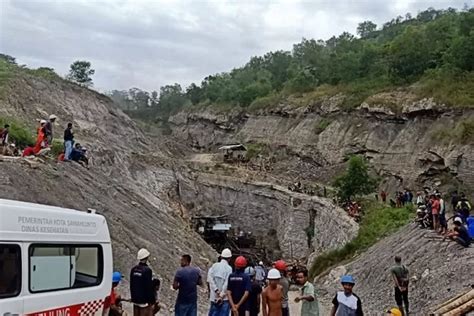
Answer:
[
  {"left": 130, "top": 248, "right": 155, "bottom": 316},
  {"left": 262, "top": 268, "right": 283, "bottom": 316},
  {"left": 207, "top": 248, "right": 233, "bottom": 316}
]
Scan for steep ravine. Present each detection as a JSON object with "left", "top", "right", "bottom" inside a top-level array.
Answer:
[{"left": 174, "top": 170, "right": 358, "bottom": 261}]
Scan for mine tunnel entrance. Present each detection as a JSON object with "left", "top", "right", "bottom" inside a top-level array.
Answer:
[{"left": 191, "top": 214, "right": 279, "bottom": 264}]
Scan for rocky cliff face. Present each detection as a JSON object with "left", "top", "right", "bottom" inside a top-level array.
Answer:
[
  {"left": 168, "top": 93, "right": 474, "bottom": 194},
  {"left": 0, "top": 74, "right": 216, "bottom": 312},
  {"left": 175, "top": 170, "right": 358, "bottom": 261}
]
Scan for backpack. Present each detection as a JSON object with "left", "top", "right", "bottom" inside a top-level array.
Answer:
[{"left": 399, "top": 265, "right": 409, "bottom": 288}]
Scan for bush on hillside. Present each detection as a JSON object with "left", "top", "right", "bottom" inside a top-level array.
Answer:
[
  {"left": 50, "top": 140, "right": 64, "bottom": 157},
  {"left": 0, "top": 117, "right": 35, "bottom": 147},
  {"left": 309, "top": 201, "right": 413, "bottom": 278}
]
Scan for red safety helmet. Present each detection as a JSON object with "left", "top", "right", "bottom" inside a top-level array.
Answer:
[
  {"left": 235, "top": 256, "right": 247, "bottom": 269},
  {"left": 274, "top": 259, "right": 287, "bottom": 271}
]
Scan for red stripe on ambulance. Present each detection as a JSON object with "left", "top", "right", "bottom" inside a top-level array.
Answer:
[{"left": 27, "top": 299, "right": 104, "bottom": 316}]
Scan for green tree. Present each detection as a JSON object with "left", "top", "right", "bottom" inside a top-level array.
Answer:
[
  {"left": 158, "top": 83, "right": 188, "bottom": 117},
  {"left": 334, "top": 156, "right": 378, "bottom": 202},
  {"left": 0, "top": 53, "right": 16, "bottom": 64},
  {"left": 186, "top": 83, "right": 203, "bottom": 105},
  {"left": 67, "top": 60, "right": 95, "bottom": 86},
  {"left": 388, "top": 26, "right": 433, "bottom": 82},
  {"left": 357, "top": 21, "right": 377, "bottom": 38}
]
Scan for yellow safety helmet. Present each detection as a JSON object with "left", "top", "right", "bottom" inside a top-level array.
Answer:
[{"left": 387, "top": 308, "right": 402, "bottom": 316}]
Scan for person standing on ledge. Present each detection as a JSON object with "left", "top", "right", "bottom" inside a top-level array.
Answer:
[{"left": 390, "top": 256, "right": 409, "bottom": 316}]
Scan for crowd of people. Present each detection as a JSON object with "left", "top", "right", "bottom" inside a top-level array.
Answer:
[
  {"left": 378, "top": 188, "right": 473, "bottom": 248},
  {"left": 108, "top": 248, "right": 323, "bottom": 316},
  {"left": 0, "top": 115, "right": 89, "bottom": 167},
  {"left": 108, "top": 249, "right": 418, "bottom": 316},
  {"left": 412, "top": 190, "right": 473, "bottom": 247}
]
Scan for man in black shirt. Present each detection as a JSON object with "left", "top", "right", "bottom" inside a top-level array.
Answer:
[
  {"left": 63, "top": 123, "right": 74, "bottom": 160},
  {"left": 130, "top": 248, "right": 155, "bottom": 316}
]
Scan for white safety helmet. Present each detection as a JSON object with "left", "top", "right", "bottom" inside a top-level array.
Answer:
[
  {"left": 267, "top": 268, "right": 281, "bottom": 280},
  {"left": 453, "top": 217, "right": 463, "bottom": 224},
  {"left": 259, "top": 261, "right": 264, "bottom": 266},
  {"left": 49, "top": 114, "right": 57, "bottom": 120},
  {"left": 137, "top": 248, "right": 150, "bottom": 260},
  {"left": 220, "top": 248, "right": 232, "bottom": 259},
  {"left": 40, "top": 119, "right": 47, "bottom": 124},
  {"left": 245, "top": 266, "right": 256, "bottom": 276}
]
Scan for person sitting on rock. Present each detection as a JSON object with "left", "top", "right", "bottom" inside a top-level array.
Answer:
[
  {"left": 70, "top": 143, "right": 89, "bottom": 167},
  {"left": 446, "top": 217, "right": 471, "bottom": 247}
]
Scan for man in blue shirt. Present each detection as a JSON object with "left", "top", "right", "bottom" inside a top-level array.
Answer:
[
  {"left": 173, "top": 254, "right": 203, "bottom": 316},
  {"left": 227, "top": 256, "right": 251, "bottom": 316}
]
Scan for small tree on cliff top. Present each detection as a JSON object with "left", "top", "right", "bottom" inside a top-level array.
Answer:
[
  {"left": 67, "top": 60, "right": 95, "bottom": 86},
  {"left": 334, "top": 155, "right": 378, "bottom": 202}
]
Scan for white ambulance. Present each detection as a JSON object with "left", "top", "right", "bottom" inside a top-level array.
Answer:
[{"left": 0, "top": 199, "right": 113, "bottom": 316}]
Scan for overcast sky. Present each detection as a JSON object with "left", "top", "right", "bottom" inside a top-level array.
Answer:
[{"left": 1, "top": 0, "right": 471, "bottom": 92}]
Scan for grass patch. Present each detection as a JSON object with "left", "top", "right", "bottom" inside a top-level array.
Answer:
[
  {"left": 415, "top": 69, "right": 474, "bottom": 107},
  {"left": 0, "top": 117, "right": 35, "bottom": 147},
  {"left": 287, "top": 84, "right": 341, "bottom": 107},
  {"left": 314, "top": 118, "right": 332, "bottom": 134},
  {"left": 287, "top": 79, "right": 392, "bottom": 111},
  {"left": 365, "top": 94, "right": 402, "bottom": 114},
  {"left": 50, "top": 140, "right": 64, "bottom": 157},
  {"left": 0, "top": 59, "right": 62, "bottom": 90},
  {"left": 29, "top": 67, "right": 61, "bottom": 81},
  {"left": 431, "top": 118, "right": 474, "bottom": 145},
  {"left": 309, "top": 201, "right": 413, "bottom": 278},
  {"left": 248, "top": 93, "right": 282, "bottom": 112},
  {"left": 245, "top": 143, "right": 270, "bottom": 160},
  {"left": 339, "top": 77, "right": 393, "bottom": 110},
  {"left": 245, "top": 143, "right": 264, "bottom": 160}
]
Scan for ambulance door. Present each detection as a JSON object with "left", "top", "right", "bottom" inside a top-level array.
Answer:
[
  {"left": 23, "top": 243, "right": 107, "bottom": 315},
  {"left": 0, "top": 243, "right": 23, "bottom": 316}
]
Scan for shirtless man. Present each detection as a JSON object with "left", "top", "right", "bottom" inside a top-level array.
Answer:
[{"left": 262, "top": 269, "right": 283, "bottom": 316}]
